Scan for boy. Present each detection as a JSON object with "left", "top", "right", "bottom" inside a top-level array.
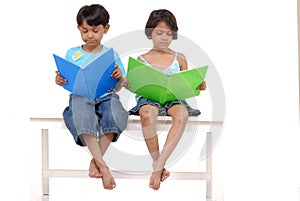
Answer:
[{"left": 55, "top": 4, "right": 128, "bottom": 190}]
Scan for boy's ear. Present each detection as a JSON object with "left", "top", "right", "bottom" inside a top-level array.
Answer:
[{"left": 104, "top": 24, "right": 110, "bottom": 33}]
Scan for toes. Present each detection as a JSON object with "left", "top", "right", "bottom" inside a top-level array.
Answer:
[
  {"left": 161, "top": 168, "right": 170, "bottom": 182},
  {"left": 149, "top": 171, "right": 162, "bottom": 190}
]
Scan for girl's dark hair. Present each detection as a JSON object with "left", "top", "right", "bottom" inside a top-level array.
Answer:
[
  {"left": 145, "top": 9, "right": 178, "bottom": 39},
  {"left": 76, "top": 4, "right": 109, "bottom": 26}
]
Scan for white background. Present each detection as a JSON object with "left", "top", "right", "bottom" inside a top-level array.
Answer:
[{"left": 0, "top": 0, "right": 299, "bottom": 201}]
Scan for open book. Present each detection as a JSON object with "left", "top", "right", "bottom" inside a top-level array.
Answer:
[
  {"left": 53, "top": 48, "right": 118, "bottom": 99},
  {"left": 126, "top": 57, "right": 208, "bottom": 105}
]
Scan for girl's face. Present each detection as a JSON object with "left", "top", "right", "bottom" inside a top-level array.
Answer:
[
  {"left": 151, "top": 21, "right": 174, "bottom": 50},
  {"left": 78, "top": 20, "right": 110, "bottom": 52}
]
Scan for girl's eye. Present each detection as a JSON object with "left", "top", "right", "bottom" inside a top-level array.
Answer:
[
  {"left": 155, "top": 30, "right": 163, "bottom": 35},
  {"left": 154, "top": 30, "right": 173, "bottom": 36}
]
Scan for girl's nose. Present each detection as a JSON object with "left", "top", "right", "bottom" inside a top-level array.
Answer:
[{"left": 161, "top": 33, "right": 167, "bottom": 40}]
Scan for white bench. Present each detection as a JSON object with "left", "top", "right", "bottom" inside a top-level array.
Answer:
[{"left": 30, "top": 115, "right": 222, "bottom": 200}]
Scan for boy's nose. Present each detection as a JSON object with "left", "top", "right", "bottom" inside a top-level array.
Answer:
[{"left": 87, "top": 32, "right": 93, "bottom": 38}]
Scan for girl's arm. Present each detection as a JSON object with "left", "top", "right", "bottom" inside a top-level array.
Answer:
[
  {"left": 177, "top": 53, "right": 207, "bottom": 90},
  {"left": 197, "top": 81, "right": 207, "bottom": 90},
  {"left": 114, "top": 77, "right": 130, "bottom": 91},
  {"left": 177, "top": 52, "right": 188, "bottom": 71},
  {"left": 112, "top": 64, "right": 130, "bottom": 91}
]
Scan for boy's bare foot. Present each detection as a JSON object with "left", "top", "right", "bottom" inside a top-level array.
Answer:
[
  {"left": 161, "top": 168, "right": 170, "bottom": 182},
  {"left": 99, "top": 166, "right": 116, "bottom": 190},
  {"left": 88, "top": 159, "right": 102, "bottom": 178}
]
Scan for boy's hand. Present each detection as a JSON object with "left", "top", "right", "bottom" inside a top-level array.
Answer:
[
  {"left": 197, "top": 81, "right": 207, "bottom": 90},
  {"left": 55, "top": 71, "right": 67, "bottom": 86},
  {"left": 111, "top": 64, "right": 122, "bottom": 79}
]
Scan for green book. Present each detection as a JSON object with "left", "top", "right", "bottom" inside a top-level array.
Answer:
[{"left": 126, "top": 57, "right": 208, "bottom": 105}]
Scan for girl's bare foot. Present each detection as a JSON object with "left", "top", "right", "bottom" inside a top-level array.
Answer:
[
  {"left": 149, "top": 168, "right": 170, "bottom": 190},
  {"left": 161, "top": 168, "right": 170, "bottom": 182},
  {"left": 88, "top": 159, "right": 102, "bottom": 178},
  {"left": 149, "top": 169, "right": 163, "bottom": 190}
]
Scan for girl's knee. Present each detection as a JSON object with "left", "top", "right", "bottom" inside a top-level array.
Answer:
[
  {"left": 169, "top": 107, "right": 188, "bottom": 123},
  {"left": 139, "top": 106, "right": 158, "bottom": 126}
]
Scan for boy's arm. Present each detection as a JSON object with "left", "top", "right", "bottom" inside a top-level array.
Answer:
[
  {"left": 55, "top": 48, "right": 72, "bottom": 86},
  {"left": 55, "top": 71, "right": 67, "bottom": 86}
]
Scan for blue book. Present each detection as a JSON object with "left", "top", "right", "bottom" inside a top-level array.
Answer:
[{"left": 53, "top": 48, "right": 118, "bottom": 99}]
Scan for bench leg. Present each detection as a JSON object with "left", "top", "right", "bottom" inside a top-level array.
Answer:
[
  {"left": 206, "top": 132, "right": 212, "bottom": 199},
  {"left": 42, "top": 129, "right": 49, "bottom": 197}
]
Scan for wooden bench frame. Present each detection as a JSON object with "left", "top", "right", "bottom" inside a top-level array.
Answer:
[{"left": 30, "top": 116, "right": 222, "bottom": 200}]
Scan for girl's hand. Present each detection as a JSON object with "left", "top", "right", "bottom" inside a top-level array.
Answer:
[
  {"left": 121, "top": 78, "right": 131, "bottom": 88},
  {"left": 111, "top": 64, "right": 122, "bottom": 79},
  {"left": 114, "top": 78, "right": 130, "bottom": 92},
  {"left": 55, "top": 71, "right": 67, "bottom": 86},
  {"left": 197, "top": 81, "right": 207, "bottom": 90}
]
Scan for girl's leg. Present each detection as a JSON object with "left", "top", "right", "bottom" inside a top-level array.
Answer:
[
  {"left": 82, "top": 134, "right": 116, "bottom": 190},
  {"left": 139, "top": 105, "right": 160, "bottom": 161},
  {"left": 152, "top": 104, "right": 188, "bottom": 189},
  {"left": 158, "top": 104, "right": 188, "bottom": 167},
  {"left": 139, "top": 105, "right": 166, "bottom": 190}
]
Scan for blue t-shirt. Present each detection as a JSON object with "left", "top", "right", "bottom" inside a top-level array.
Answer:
[{"left": 65, "top": 45, "right": 126, "bottom": 98}]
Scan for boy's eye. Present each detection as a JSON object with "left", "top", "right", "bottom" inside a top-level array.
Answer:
[
  {"left": 80, "top": 29, "right": 88, "bottom": 33},
  {"left": 167, "top": 32, "right": 173, "bottom": 36}
]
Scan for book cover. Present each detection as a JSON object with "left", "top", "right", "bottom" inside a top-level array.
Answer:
[
  {"left": 126, "top": 57, "right": 208, "bottom": 105},
  {"left": 53, "top": 48, "right": 118, "bottom": 99}
]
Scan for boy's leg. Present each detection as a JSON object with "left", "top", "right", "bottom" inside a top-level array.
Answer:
[
  {"left": 82, "top": 134, "right": 116, "bottom": 190},
  {"left": 89, "top": 159, "right": 102, "bottom": 178},
  {"left": 88, "top": 131, "right": 115, "bottom": 178},
  {"left": 63, "top": 95, "right": 103, "bottom": 179},
  {"left": 88, "top": 93, "right": 127, "bottom": 189}
]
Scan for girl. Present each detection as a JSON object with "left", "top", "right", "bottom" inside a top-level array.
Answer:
[{"left": 129, "top": 9, "right": 207, "bottom": 190}]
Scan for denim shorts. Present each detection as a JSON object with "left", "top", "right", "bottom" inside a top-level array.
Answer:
[
  {"left": 129, "top": 97, "right": 197, "bottom": 116},
  {"left": 63, "top": 93, "right": 128, "bottom": 146}
]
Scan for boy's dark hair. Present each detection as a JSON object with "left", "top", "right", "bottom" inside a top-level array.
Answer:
[
  {"left": 76, "top": 4, "right": 110, "bottom": 26},
  {"left": 145, "top": 9, "right": 178, "bottom": 40}
]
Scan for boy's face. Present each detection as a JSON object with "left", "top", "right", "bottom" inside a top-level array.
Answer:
[
  {"left": 151, "top": 21, "right": 173, "bottom": 50},
  {"left": 78, "top": 20, "right": 110, "bottom": 51}
]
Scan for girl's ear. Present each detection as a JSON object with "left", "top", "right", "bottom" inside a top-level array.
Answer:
[{"left": 104, "top": 24, "right": 110, "bottom": 33}]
